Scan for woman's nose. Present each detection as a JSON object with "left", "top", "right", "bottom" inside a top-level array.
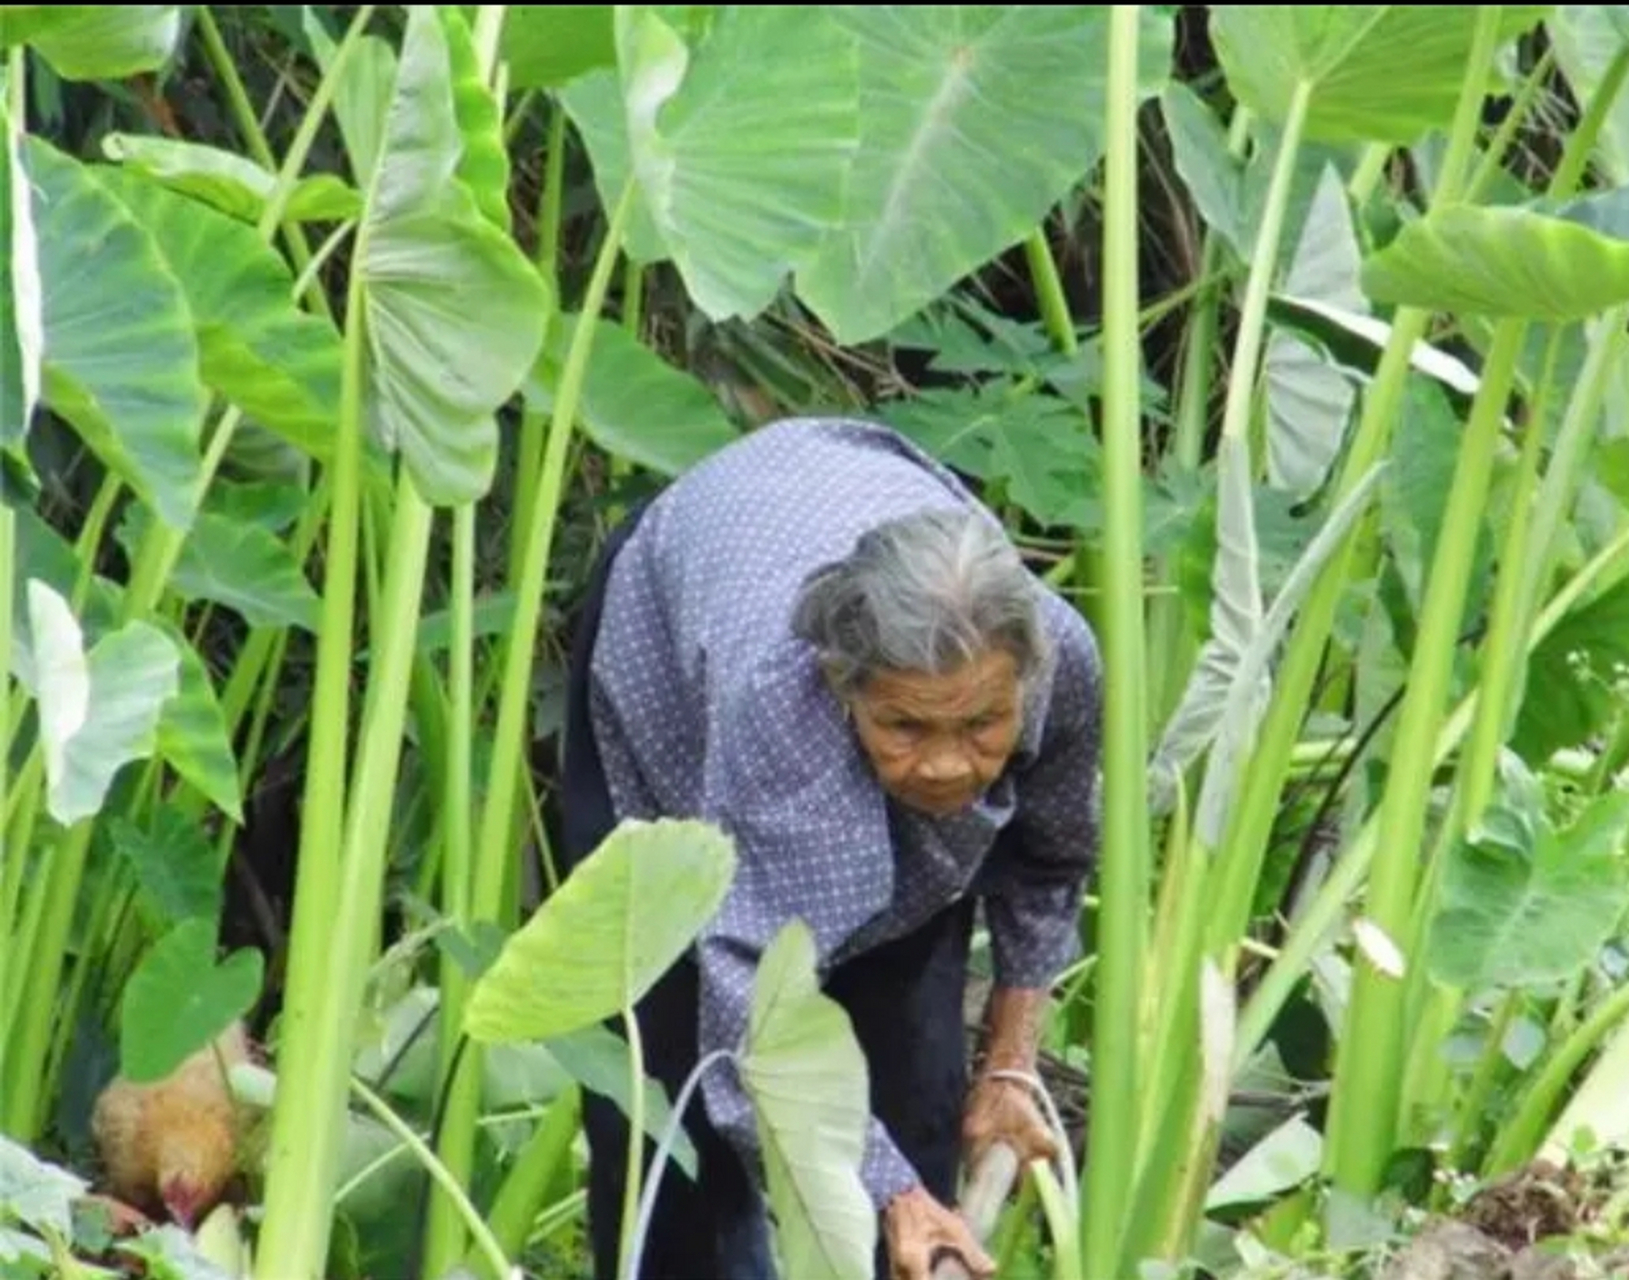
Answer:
[{"left": 918, "top": 747, "right": 972, "bottom": 782}]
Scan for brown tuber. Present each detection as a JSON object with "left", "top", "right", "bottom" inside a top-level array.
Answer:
[{"left": 91, "top": 1020, "right": 251, "bottom": 1230}]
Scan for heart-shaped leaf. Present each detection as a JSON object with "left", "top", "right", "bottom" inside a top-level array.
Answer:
[
  {"left": 27, "top": 135, "right": 205, "bottom": 530},
  {"left": 154, "top": 619, "right": 244, "bottom": 823},
  {"left": 463, "top": 818, "right": 736, "bottom": 1044},
  {"left": 100, "top": 133, "right": 362, "bottom": 225},
  {"left": 90, "top": 164, "right": 345, "bottom": 465},
  {"left": 109, "top": 806, "right": 223, "bottom": 928},
  {"left": 118, "top": 506, "right": 321, "bottom": 633},
  {"left": 739, "top": 920, "right": 875, "bottom": 1280},
  {"left": 1427, "top": 756, "right": 1629, "bottom": 990},
  {"left": 798, "top": 5, "right": 1173, "bottom": 343},
  {"left": 358, "top": 5, "right": 551, "bottom": 505},
  {"left": 565, "top": 6, "right": 859, "bottom": 320},
  {"left": 526, "top": 312, "right": 738, "bottom": 476},
  {"left": 119, "top": 917, "right": 263, "bottom": 1084},
  {"left": 3, "top": 6, "right": 180, "bottom": 80},
  {"left": 1210, "top": 6, "right": 1550, "bottom": 145},
  {"left": 1363, "top": 188, "right": 1629, "bottom": 321},
  {"left": 27, "top": 580, "right": 180, "bottom": 826}
]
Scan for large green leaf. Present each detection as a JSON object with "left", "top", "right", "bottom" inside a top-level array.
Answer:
[
  {"left": 0, "top": 1133, "right": 85, "bottom": 1241},
  {"left": 1210, "top": 6, "right": 1551, "bottom": 145},
  {"left": 118, "top": 506, "right": 320, "bottom": 633},
  {"left": 27, "top": 579, "right": 180, "bottom": 826},
  {"left": 739, "top": 920, "right": 875, "bottom": 1280},
  {"left": 1426, "top": 755, "right": 1629, "bottom": 990},
  {"left": 26, "top": 136, "right": 205, "bottom": 530},
  {"left": 3, "top": 6, "right": 180, "bottom": 80},
  {"left": 155, "top": 619, "right": 245, "bottom": 823},
  {"left": 879, "top": 384, "right": 1100, "bottom": 530},
  {"left": 101, "top": 132, "right": 362, "bottom": 225},
  {"left": 1512, "top": 575, "right": 1629, "bottom": 763},
  {"left": 1, "top": 95, "right": 41, "bottom": 455},
  {"left": 109, "top": 806, "right": 224, "bottom": 928},
  {"left": 119, "top": 917, "right": 262, "bottom": 1084},
  {"left": 1363, "top": 189, "right": 1629, "bottom": 320},
  {"left": 463, "top": 818, "right": 737, "bottom": 1044},
  {"left": 526, "top": 312, "right": 738, "bottom": 476},
  {"left": 568, "top": 6, "right": 859, "bottom": 321},
  {"left": 799, "top": 6, "right": 1173, "bottom": 343},
  {"left": 1264, "top": 163, "right": 1364, "bottom": 498},
  {"left": 91, "top": 164, "right": 344, "bottom": 463},
  {"left": 500, "top": 5, "right": 616, "bottom": 88},
  {"left": 359, "top": 5, "right": 551, "bottom": 505}
]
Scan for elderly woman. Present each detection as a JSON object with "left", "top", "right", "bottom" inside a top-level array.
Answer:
[{"left": 559, "top": 416, "right": 1102, "bottom": 1280}]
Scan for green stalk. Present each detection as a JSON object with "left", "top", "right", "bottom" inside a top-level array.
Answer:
[
  {"left": 1324, "top": 316, "right": 1527, "bottom": 1197},
  {"left": 1466, "top": 46, "right": 1555, "bottom": 204},
  {"left": 0, "top": 496, "right": 13, "bottom": 1109},
  {"left": 1447, "top": 991, "right": 1521, "bottom": 1171},
  {"left": 348, "top": 1073, "right": 512, "bottom": 1280},
  {"left": 1082, "top": 9, "right": 1150, "bottom": 1276},
  {"left": 508, "top": 105, "right": 569, "bottom": 590},
  {"left": 1237, "top": 520, "right": 1629, "bottom": 1063},
  {"left": 0, "top": 46, "right": 24, "bottom": 1112},
  {"left": 1458, "top": 329, "right": 1558, "bottom": 827},
  {"left": 251, "top": 245, "right": 370, "bottom": 1280},
  {"left": 261, "top": 479, "right": 435, "bottom": 1279},
  {"left": 1551, "top": 42, "right": 1629, "bottom": 200},
  {"left": 1491, "top": 979, "right": 1629, "bottom": 1175},
  {"left": 1124, "top": 80, "right": 1311, "bottom": 1265},
  {"left": 474, "top": 1086, "right": 583, "bottom": 1278},
  {"left": 1024, "top": 225, "right": 1077, "bottom": 355},
  {"left": 424, "top": 500, "right": 480, "bottom": 1277},
  {"left": 471, "top": 179, "right": 636, "bottom": 928},
  {"left": 1211, "top": 0, "right": 1505, "bottom": 1033}
]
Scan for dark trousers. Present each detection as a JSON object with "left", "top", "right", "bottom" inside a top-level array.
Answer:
[{"left": 559, "top": 506, "right": 976, "bottom": 1280}]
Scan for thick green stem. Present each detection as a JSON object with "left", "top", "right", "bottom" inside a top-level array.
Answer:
[
  {"left": 424, "top": 500, "right": 480, "bottom": 1277},
  {"left": 1495, "top": 980, "right": 1629, "bottom": 1175},
  {"left": 471, "top": 180, "right": 636, "bottom": 928},
  {"left": 1324, "top": 317, "right": 1526, "bottom": 1197},
  {"left": 1082, "top": 9, "right": 1149, "bottom": 1276},
  {"left": 252, "top": 250, "right": 370, "bottom": 1280},
  {"left": 1237, "top": 521, "right": 1629, "bottom": 1063},
  {"left": 1024, "top": 225, "right": 1077, "bottom": 355}
]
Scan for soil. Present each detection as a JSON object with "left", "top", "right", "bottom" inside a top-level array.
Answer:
[{"left": 1381, "top": 1158, "right": 1629, "bottom": 1280}]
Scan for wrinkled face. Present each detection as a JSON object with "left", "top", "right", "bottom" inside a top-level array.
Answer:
[{"left": 844, "top": 649, "right": 1024, "bottom": 818}]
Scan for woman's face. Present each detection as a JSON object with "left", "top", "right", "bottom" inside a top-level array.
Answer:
[{"left": 845, "top": 649, "right": 1024, "bottom": 818}]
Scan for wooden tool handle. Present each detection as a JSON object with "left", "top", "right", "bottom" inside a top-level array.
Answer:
[{"left": 931, "top": 1143, "right": 1021, "bottom": 1280}]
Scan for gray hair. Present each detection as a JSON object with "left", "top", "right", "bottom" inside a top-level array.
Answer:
[{"left": 791, "top": 506, "right": 1048, "bottom": 696}]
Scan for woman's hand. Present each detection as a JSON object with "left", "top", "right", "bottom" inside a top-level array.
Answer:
[
  {"left": 961, "top": 1074, "right": 1058, "bottom": 1170},
  {"left": 883, "top": 1186, "right": 996, "bottom": 1280},
  {"left": 963, "top": 984, "right": 1059, "bottom": 1169}
]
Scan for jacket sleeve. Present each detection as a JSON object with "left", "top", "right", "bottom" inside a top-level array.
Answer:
[{"left": 979, "top": 603, "right": 1104, "bottom": 989}]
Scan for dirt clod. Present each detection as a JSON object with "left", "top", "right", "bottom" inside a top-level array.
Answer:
[{"left": 1460, "top": 1161, "right": 1586, "bottom": 1253}]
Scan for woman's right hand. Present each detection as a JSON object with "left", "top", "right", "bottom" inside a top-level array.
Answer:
[{"left": 882, "top": 1185, "right": 996, "bottom": 1280}]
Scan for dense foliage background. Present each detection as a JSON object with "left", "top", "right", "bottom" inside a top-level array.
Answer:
[{"left": 10, "top": 5, "right": 1629, "bottom": 1279}]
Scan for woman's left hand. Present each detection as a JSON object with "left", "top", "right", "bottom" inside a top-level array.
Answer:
[{"left": 960, "top": 1073, "right": 1058, "bottom": 1171}]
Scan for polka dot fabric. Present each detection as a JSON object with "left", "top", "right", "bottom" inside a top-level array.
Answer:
[{"left": 588, "top": 417, "right": 1103, "bottom": 1208}]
